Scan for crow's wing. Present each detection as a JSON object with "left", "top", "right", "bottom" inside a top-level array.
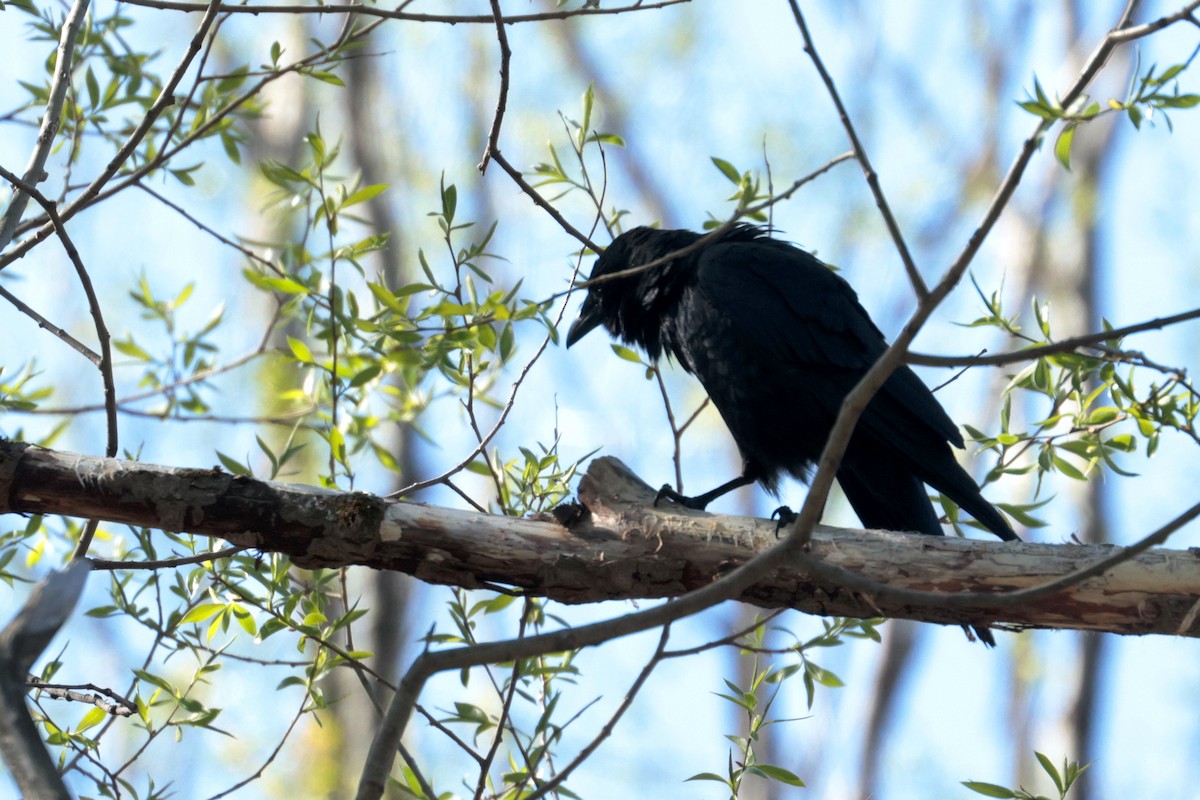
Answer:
[{"left": 694, "top": 240, "right": 964, "bottom": 451}]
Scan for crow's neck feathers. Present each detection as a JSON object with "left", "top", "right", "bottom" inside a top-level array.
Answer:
[{"left": 592, "top": 225, "right": 769, "bottom": 362}]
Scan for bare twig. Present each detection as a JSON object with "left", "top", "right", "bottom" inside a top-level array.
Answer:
[
  {"left": 112, "top": 0, "right": 691, "bottom": 22},
  {"left": 0, "top": 0, "right": 91, "bottom": 249},
  {"left": 0, "top": 166, "right": 117, "bottom": 559},
  {"left": 786, "top": 1, "right": 927, "bottom": 299},
  {"left": 206, "top": 688, "right": 309, "bottom": 799},
  {"left": 0, "top": 284, "right": 99, "bottom": 364},
  {"left": 777, "top": 0, "right": 1163, "bottom": 549},
  {"left": 88, "top": 546, "right": 246, "bottom": 571},
  {"left": 576, "top": 151, "right": 855, "bottom": 291},
  {"left": 65, "top": 0, "right": 223, "bottom": 218},
  {"left": 472, "top": 602, "right": 529, "bottom": 798},
  {"left": 520, "top": 625, "right": 672, "bottom": 800},
  {"left": 26, "top": 678, "right": 136, "bottom": 717},
  {"left": 909, "top": 305, "right": 1200, "bottom": 367},
  {"left": 489, "top": 150, "right": 602, "bottom": 251},
  {"left": 478, "top": 0, "right": 512, "bottom": 174}
]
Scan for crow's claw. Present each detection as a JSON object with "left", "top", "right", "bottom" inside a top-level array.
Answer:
[
  {"left": 655, "top": 484, "right": 708, "bottom": 510},
  {"left": 770, "top": 505, "right": 797, "bottom": 533}
]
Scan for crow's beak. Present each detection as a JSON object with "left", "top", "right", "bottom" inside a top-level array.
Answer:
[{"left": 566, "top": 297, "right": 602, "bottom": 348}]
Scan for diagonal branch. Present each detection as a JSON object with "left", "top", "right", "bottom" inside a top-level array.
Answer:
[
  {"left": 775, "top": 0, "right": 1169, "bottom": 553},
  {"left": 0, "top": 0, "right": 91, "bottom": 250},
  {"left": 787, "top": 1, "right": 927, "bottom": 299}
]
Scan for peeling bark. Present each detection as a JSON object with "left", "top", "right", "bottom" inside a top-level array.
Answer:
[{"left": 3, "top": 441, "right": 1199, "bottom": 637}]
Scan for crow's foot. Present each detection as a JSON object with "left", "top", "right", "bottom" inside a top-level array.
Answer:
[
  {"left": 770, "top": 505, "right": 797, "bottom": 533},
  {"left": 654, "top": 484, "right": 709, "bottom": 510}
]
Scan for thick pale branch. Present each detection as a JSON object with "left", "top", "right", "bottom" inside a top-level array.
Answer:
[{"left": 2, "top": 442, "right": 1198, "bottom": 637}]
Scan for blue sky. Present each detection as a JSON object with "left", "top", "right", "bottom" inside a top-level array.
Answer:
[{"left": 3, "top": 1, "right": 1200, "bottom": 798}]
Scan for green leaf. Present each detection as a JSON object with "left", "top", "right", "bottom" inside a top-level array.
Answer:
[
  {"left": 1159, "top": 62, "right": 1186, "bottom": 82},
  {"left": 76, "top": 706, "right": 108, "bottom": 734},
  {"left": 1018, "top": 100, "right": 1057, "bottom": 120},
  {"left": 751, "top": 764, "right": 806, "bottom": 786},
  {"left": 610, "top": 343, "right": 643, "bottom": 364},
  {"left": 1127, "top": 104, "right": 1144, "bottom": 129},
  {"left": 961, "top": 781, "right": 1019, "bottom": 798},
  {"left": 287, "top": 336, "right": 315, "bottom": 364},
  {"left": 215, "top": 451, "right": 249, "bottom": 475},
  {"left": 1083, "top": 406, "right": 1121, "bottom": 426},
  {"left": 995, "top": 500, "right": 1050, "bottom": 528},
  {"left": 1052, "top": 454, "right": 1087, "bottom": 480},
  {"left": 580, "top": 83, "right": 594, "bottom": 147},
  {"left": 349, "top": 364, "right": 382, "bottom": 388},
  {"left": 1054, "top": 124, "right": 1076, "bottom": 170},
  {"left": 711, "top": 156, "right": 742, "bottom": 184},
  {"left": 112, "top": 338, "right": 153, "bottom": 361},
  {"left": 85, "top": 67, "right": 99, "bottom": 108},
  {"left": 343, "top": 183, "right": 388, "bottom": 208},
  {"left": 441, "top": 180, "right": 457, "bottom": 225},
  {"left": 1036, "top": 751, "right": 1064, "bottom": 794},
  {"left": 305, "top": 70, "right": 345, "bottom": 86},
  {"left": 685, "top": 772, "right": 731, "bottom": 785},
  {"left": 180, "top": 603, "right": 225, "bottom": 624},
  {"left": 261, "top": 276, "right": 310, "bottom": 294},
  {"left": 132, "top": 669, "right": 175, "bottom": 694},
  {"left": 216, "top": 66, "right": 250, "bottom": 94},
  {"left": 805, "top": 661, "right": 844, "bottom": 688},
  {"left": 585, "top": 131, "right": 626, "bottom": 146}
]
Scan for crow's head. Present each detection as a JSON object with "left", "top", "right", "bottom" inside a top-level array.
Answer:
[{"left": 566, "top": 227, "right": 704, "bottom": 358}]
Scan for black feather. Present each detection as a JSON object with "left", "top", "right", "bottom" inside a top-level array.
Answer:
[{"left": 567, "top": 224, "right": 1018, "bottom": 544}]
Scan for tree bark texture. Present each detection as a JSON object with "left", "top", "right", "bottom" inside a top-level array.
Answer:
[{"left": 3, "top": 440, "right": 1199, "bottom": 637}]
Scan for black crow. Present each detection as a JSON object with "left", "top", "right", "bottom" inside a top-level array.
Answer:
[{"left": 566, "top": 225, "right": 1017, "bottom": 542}]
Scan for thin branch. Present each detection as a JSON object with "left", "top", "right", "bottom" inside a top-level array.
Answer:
[
  {"left": 1108, "top": 0, "right": 1200, "bottom": 43},
  {"left": 472, "top": 604, "right": 529, "bottom": 799},
  {"left": 651, "top": 365, "right": 686, "bottom": 493},
  {"left": 0, "top": 0, "right": 222, "bottom": 273},
  {"left": 26, "top": 678, "right": 136, "bottom": 717},
  {"left": 777, "top": 0, "right": 1162, "bottom": 550},
  {"left": 112, "top": 0, "right": 691, "bottom": 23},
  {"left": 353, "top": 521, "right": 800, "bottom": 799},
  {"left": 0, "top": 165, "right": 118, "bottom": 561},
  {"left": 0, "top": 284, "right": 99, "bottom": 365},
  {"left": 520, "top": 625, "right": 672, "bottom": 800},
  {"left": 416, "top": 704, "right": 484, "bottom": 766},
  {"left": 489, "top": 150, "right": 601, "bottom": 252},
  {"left": 0, "top": 172, "right": 118, "bottom": 456},
  {"left": 210, "top": 573, "right": 396, "bottom": 690},
  {"left": 390, "top": 237, "right": 585, "bottom": 499},
  {"left": 27, "top": 349, "right": 269, "bottom": 416},
  {"left": 575, "top": 151, "right": 855, "bottom": 291},
  {"left": 0, "top": 0, "right": 91, "bottom": 250},
  {"left": 786, "top": 1, "right": 927, "bottom": 299},
  {"left": 909, "top": 305, "right": 1200, "bottom": 367},
  {"left": 60, "top": 0, "right": 225, "bottom": 243},
  {"left": 135, "top": 182, "right": 278, "bottom": 271},
  {"left": 206, "top": 688, "right": 309, "bottom": 799},
  {"left": 88, "top": 546, "right": 246, "bottom": 571},
  {"left": 6, "top": 22, "right": 390, "bottom": 257},
  {"left": 478, "top": 0, "right": 512, "bottom": 174}
]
